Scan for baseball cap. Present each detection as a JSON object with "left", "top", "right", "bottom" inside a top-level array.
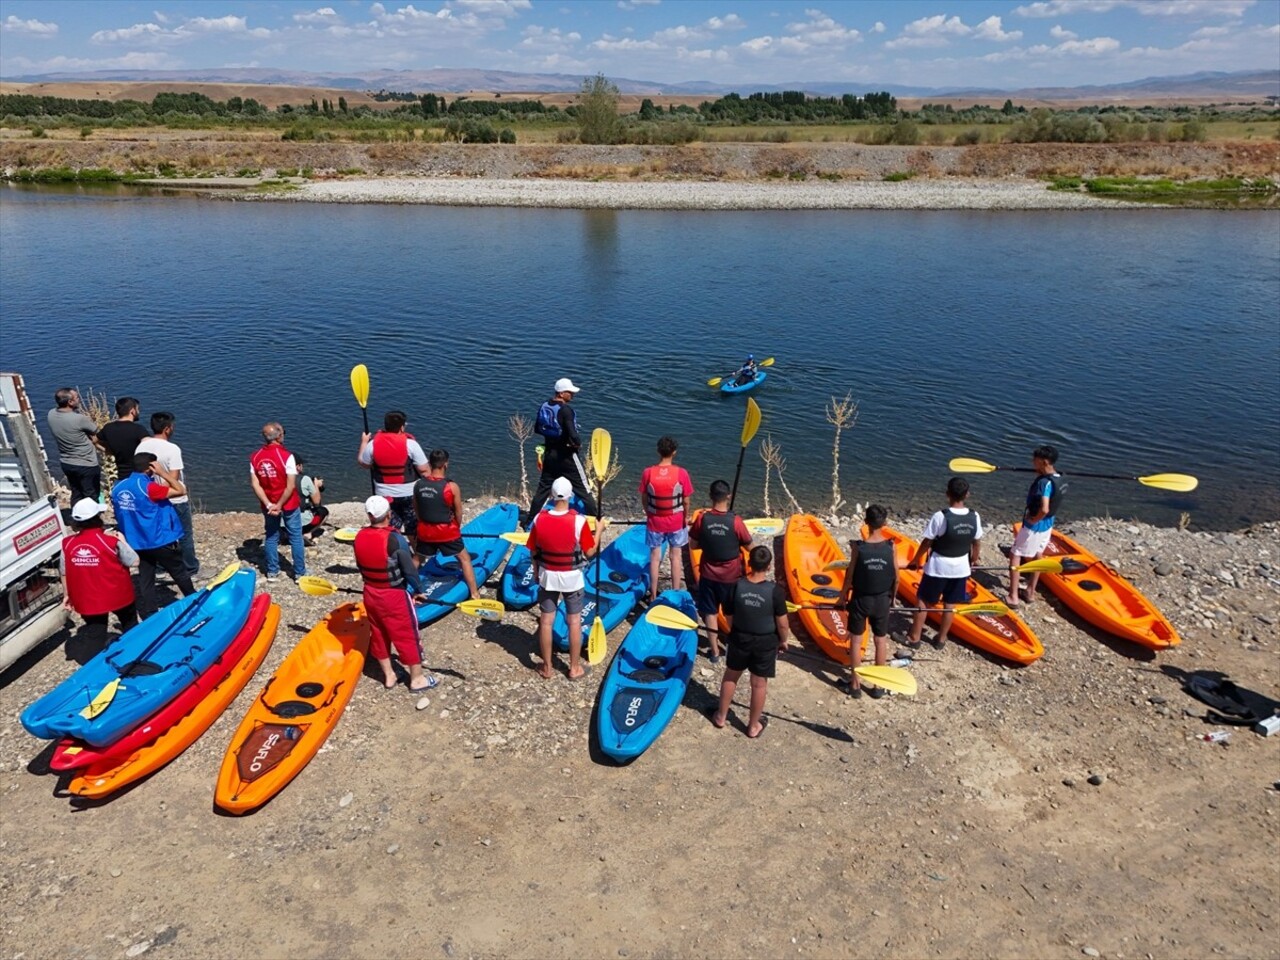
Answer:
[
  {"left": 553, "top": 378, "right": 580, "bottom": 394},
  {"left": 71, "top": 498, "right": 106, "bottom": 522},
  {"left": 364, "top": 495, "right": 391, "bottom": 519},
  {"left": 551, "top": 477, "right": 574, "bottom": 500}
]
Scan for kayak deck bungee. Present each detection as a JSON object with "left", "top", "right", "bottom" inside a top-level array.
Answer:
[
  {"left": 50, "top": 593, "right": 274, "bottom": 772},
  {"left": 67, "top": 600, "right": 280, "bottom": 800},
  {"left": 414, "top": 502, "right": 519, "bottom": 627},
  {"left": 215, "top": 603, "right": 369, "bottom": 815},
  {"left": 596, "top": 590, "right": 699, "bottom": 762},
  {"left": 721, "top": 370, "right": 766, "bottom": 394},
  {"left": 1014, "top": 524, "right": 1180, "bottom": 650},
  {"left": 551, "top": 525, "right": 660, "bottom": 653},
  {"left": 877, "top": 525, "right": 1044, "bottom": 666},
  {"left": 783, "top": 514, "right": 866, "bottom": 666},
  {"left": 22, "top": 570, "right": 257, "bottom": 747}
]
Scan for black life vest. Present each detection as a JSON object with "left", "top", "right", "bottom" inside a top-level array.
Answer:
[
  {"left": 354, "top": 526, "right": 404, "bottom": 589},
  {"left": 698, "top": 510, "right": 741, "bottom": 564},
  {"left": 851, "top": 539, "right": 896, "bottom": 596},
  {"left": 413, "top": 476, "right": 453, "bottom": 525},
  {"left": 1024, "top": 473, "right": 1066, "bottom": 523},
  {"left": 932, "top": 508, "right": 980, "bottom": 558},
  {"left": 731, "top": 578, "right": 780, "bottom": 637}
]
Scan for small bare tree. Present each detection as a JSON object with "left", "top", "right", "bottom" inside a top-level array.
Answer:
[
  {"left": 507, "top": 413, "right": 533, "bottom": 507},
  {"left": 758, "top": 435, "right": 777, "bottom": 516},
  {"left": 583, "top": 447, "right": 622, "bottom": 500},
  {"left": 761, "top": 436, "right": 802, "bottom": 514},
  {"left": 78, "top": 386, "right": 117, "bottom": 494},
  {"left": 825, "top": 390, "right": 859, "bottom": 515}
]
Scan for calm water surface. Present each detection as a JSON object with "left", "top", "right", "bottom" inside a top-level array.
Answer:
[{"left": 2, "top": 184, "right": 1277, "bottom": 530}]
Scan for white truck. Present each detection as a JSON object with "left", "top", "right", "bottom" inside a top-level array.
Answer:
[{"left": 0, "top": 372, "right": 68, "bottom": 672}]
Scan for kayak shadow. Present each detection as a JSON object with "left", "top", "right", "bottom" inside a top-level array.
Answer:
[
  {"left": 474, "top": 618, "right": 539, "bottom": 671},
  {"left": 25, "top": 740, "right": 58, "bottom": 776},
  {"left": 1032, "top": 591, "right": 1159, "bottom": 663}
]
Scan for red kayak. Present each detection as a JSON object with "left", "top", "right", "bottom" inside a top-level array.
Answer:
[{"left": 48, "top": 594, "right": 272, "bottom": 772}]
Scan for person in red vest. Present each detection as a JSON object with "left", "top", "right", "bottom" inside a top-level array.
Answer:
[
  {"left": 413, "top": 448, "right": 480, "bottom": 600},
  {"left": 639, "top": 435, "right": 694, "bottom": 604},
  {"left": 249, "top": 421, "right": 307, "bottom": 582},
  {"left": 61, "top": 498, "right": 138, "bottom": 644},
  {"left": 526, "top": 476, "right": 603, "bottom": 680},
  {"left": 355, "top": 495, "right": 436, "bottom": 693},
  {"left": 357, "top": 410, "right": 429, "bottom": 549}
]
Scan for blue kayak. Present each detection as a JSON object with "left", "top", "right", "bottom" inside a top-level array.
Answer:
[
  {"left": 499, "top": 497, "right": 585, "bottom": 612},
  {"left": 414, "top": 502, "right": 519, "bottom": 626},
  {"left": 551, "top": 524, "right": 660, "bottom": 653},
  {"left": 721, "top": 370, "right": 766, "bottom": 394},
  {"left": 21, "top": 569, "right": 256, "bottom": 747},
  {"left": 596, "top": 590, "right": 699, "bottom": 762}
]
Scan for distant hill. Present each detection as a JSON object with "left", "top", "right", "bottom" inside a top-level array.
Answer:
[{"left": 1, "top": 66, "right": 1275, "bottom": 102}]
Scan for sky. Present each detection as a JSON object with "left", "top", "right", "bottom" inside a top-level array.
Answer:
[{"left": 1, "top": 0, "right": 1278, "bottom": 90}]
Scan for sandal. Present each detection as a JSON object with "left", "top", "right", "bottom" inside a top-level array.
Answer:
[{"left": 409, "top": 675, "right": 440, "bottom": 694}]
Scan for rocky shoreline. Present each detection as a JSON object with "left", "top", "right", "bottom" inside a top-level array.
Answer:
[{"left": 1, "top": 500, "right": 1276, "bottom": 959}]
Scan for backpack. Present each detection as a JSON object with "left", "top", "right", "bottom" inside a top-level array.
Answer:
[{"left": 535, "top": 401, "right": 562, "bottom": 439}]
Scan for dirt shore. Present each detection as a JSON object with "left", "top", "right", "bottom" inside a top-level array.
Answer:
[{"left": 1, "top": 500, "right": 1276, "bottom": 960}]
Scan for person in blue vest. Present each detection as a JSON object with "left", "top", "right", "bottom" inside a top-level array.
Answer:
[
  {"left": 110, "top": 451, "right": 196, "bottom": 618},
  {"left": 1009, "top": 445, "right": 1065, "bottom": 609},
  {"left": 527, "top": 378, "right": 598, "bottom": 522},
  {"left": 733, "top": 354, "right": 758, "bottom": 386}
]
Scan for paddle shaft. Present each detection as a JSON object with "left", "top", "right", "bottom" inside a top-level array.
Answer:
[
  {"left": 729, "top": 445, "right": 747, "bottom": 511},
  {"left": 998, "top": 466, "right": 1153, "bottom": 483}
]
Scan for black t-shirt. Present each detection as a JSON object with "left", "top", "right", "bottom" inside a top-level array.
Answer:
[{"left": 97, "top": 421, "right": 150, "bottom": 476}]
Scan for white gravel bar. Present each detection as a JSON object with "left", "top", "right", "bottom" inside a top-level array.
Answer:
[{"left": 287, "top": 176, "right": 1140, "bottom": 210}]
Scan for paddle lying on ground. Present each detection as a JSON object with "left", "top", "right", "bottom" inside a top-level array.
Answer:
[
  {"left": 333, "top": 526, "right": 529, "bottom": 545},
  {"left": 729, "top": 397, "right": 762, "bottom": 511},
  {"left": 821, "top": 556, "right": 1071, "bottom": 575},
  {"left": 707, "top": 357, "right": 775, "bottom": 388},
  {"left": 80, "top": 561, "right": 244, "bottom": 719},
  {"left": 772, "top": 646, "right": 917, "bottom": 695},
  {"left": 785, "top": 600, "right": 1011, "bottom": 617},
  {"left": 350, "top": 364, "right": 374, "bottom": 494},
  {"left": 296, "top": 576, "right": 505, "bottom": 620},
  {"left": 948, "top": 457, "right": 1199, "bottom": 493}
]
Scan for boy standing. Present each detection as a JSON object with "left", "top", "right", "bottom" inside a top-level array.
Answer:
[
  {"left": 413, "top": 449, "right": 480, "bottom": 600},
  {"left": 906, "top": 477, "right": 982, "bottom": 650},
  {"left": 1009, "top": 445, "right": 1064, "bottom": 609},
  {"left": 688, "top": 479, "right": 752, "bottom": 664},
  {"left": 639, "top": 436, "right": 694, "bottom": 604},
  {"left": 838, "top": 503, "right": 898, "bottom": 698}
]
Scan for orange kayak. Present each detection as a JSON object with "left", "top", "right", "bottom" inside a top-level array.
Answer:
[
  {"left": 67, "top": 601, "right": 280, "bottom": 800},
  {"left": 1015, "top": 524, "right": 1180, "bottom": 650},
  {"left": 215, "top": 603, "right": 369, "bottom": 815},
  {"left": 878, "top": 524, "right": 1043, "bottom": 666},
  {"left": 783, "top": 514, "right": 867, "bottom": 665}
]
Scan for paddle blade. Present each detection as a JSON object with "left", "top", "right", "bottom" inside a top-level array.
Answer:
[
  {"left": 956, "top": 601, "right": 1010, "bottom": 617},
  {"left": 79, "top": 679, "right": 121, "bottom": 719},
  {"left": 855, "top": 665, "right": 917, "bottom": 697},
  {"left": 949, "top": 457, "right": 998, "bottom": 474},
  {"left": 823, "top": 560, "right": 849, "bottom": 572},
  {"left": 744, "top": 517, "right": 784, "bottom": 537},
  {"left": 644, "top": 605, "right": 699, "bottom": 631},
  {"left": 457, "top": 598, "right": 505, "bottom": 621},
  {"left": 740, "top": 398, "right": 762, "bottom": 447},
  {"left": 707, "top": 377, "right": 723, "bottom": 388},
  {"left": 587, "top": 618, "right": 606, "bottom": 665},
  {"left": 590, "top": 428, "right": 612, "bottom": 485},
  {"left": 207, "top": 561, "right": 242, "bottom": 589},
  {"left": 1138, "top": 472, "right": 1199, "bottom": 493},
  {"left": 1015, "top": 556, "right": 1077, "bottom": 574},
  {"left": 502, "top": 531, "right": 530, "bottom": 546},
  {"left": 297, "top": 575, "right": 338, "bottom": 597},
  {"left": 760, "top": 357, "right": 775, "bottom": 368},
  {"left": 334, "top": 527, "right": 359, "bottom": 543},
  {"left": 350, "top": 364, "right": 370, "bottom": 408}
]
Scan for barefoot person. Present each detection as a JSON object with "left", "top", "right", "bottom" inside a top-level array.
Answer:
[
  {"left": 639, "top": 435, "right": 694, "bottom": 604},
  {"left": 838, "top": 504, "right": 898, "bottom": 699},
  {"left": 710, "top": 546, "right": 791, "bottom": 739},
  {"left": 526, "top": 477, "right": 600, "bottom": 680},
  {"left": 413, "top": 449, "right": 480, "bottom": 600},
  {"left": 1009, "top": 445, "right": 1065, "bottom": 609},
  {"left": 355, "top": 495, "right": 437, "bottom": 693},
  {"left": 906, "top": 477, "right": 982, "bottom": 650},
  {"left": 688, "top": 479, "right": 752, "bottom": 664}
]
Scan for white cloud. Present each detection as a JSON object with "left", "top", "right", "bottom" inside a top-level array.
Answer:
[
  {"left": 884, "top": 34, "right": 951, "bottom": 49},
  {"left": 185, "top": 15, "right": 270, "bottom": 37},
  {"left": 293, "top": 7, "right": 340, "bottom": 24},
  {"left": 1049, "top": 24, "right": 1078, "bottom": 39},
  {"left": 785, "top": 8, "right": 860, "bottom": 45},
  {"left": 590, "top": 34, "right": 659, "bottom": 51},
  {"left": 1015, "top": 0, "right": 1255, "bottom": 17},
  {"left": 519, "top": 24, "right": 580, "bottom": 50},
  {"left": 740, "top": 35, "right": 775, "bottom": 54},
  {"left": 3, "top": 50, "right": 180, "bottom": 72},
  {"left": 904, "top": 14, "right": 972, "bottom": 37},
  {"left": 973, "top": 15, "right": 1022, "bottom": 41},
  {"left": 616, "top": 0, "right": 660, "bottom": 8},
  {"left": 1190, "top": 25, "right": 1230, "bottom": 38},
  {"left": 91, "top": 15, "right": 270, "bottom": 44},
  {"left": 153, "top": 10, "right": 169, "bottom": 24},
  {"left": 2, "top": 15, "right": 58, "bottom": 36},
  {"left": 871, "top": 21, "right": 885, "bottom": 34},
  {"left": 1055, "top": 35, "right": 1121, "bottom": 54},
  {"left": 90, "top": 22, "right": 168, "bottom": 43},
  {"left": 450, "top": 0, "right": 531, "bottom": 14},
  {"left": 706, "top": 14, "right": 745, "bottom": 31}
]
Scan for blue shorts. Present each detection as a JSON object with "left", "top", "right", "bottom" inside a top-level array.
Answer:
[
  {"left": 918, "top": 574, "right": 970, "bottom": 606},
  {"left": 646, "top": 527, "right": 689, "bottom": 549},
  {"left": 695, "top": 577, "right": 736, "bottom": 618}
]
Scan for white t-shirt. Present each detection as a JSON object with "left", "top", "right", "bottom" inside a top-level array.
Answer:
[
  {"left": 921, "top": 507, "right": 983, "bottom": 579},
  {"left": 359, "top": 438, "right": 427, "bottom": 499},
  {"left": 534, "top": 512, "right": 588, "bottom": 594},
  {"left": 136, "top": 436, "right": 188, "bottom": 505}
]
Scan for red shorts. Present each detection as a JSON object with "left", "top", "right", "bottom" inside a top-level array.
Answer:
[{"left": 362, "top": 585, "right": 422, "bottom": 665}]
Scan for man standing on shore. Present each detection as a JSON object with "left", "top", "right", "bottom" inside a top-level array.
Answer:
[
  {"left": 527, "top": 477, "right": 601, "bottom": 680},
  {"left": 905, "top": 477, "right": 982, "bottom": 650},
  {"left": 413, "top": 448, "right": 481, "bottom": 600},
  {"left": 528, "top": 378, "right": 597, "bottom": 521},
  {"left": 97, "top": 397, "right": 149, "bottom": 481},
  {"left": 838, "top": 503, "right": 898, "bottom": 698},
  {"left": 1009, "top": 445, "right": 1065, "bottom": 609},
  {"left": 111, "top": 452, "right": 195, "bottom": 618},
  {"left": 358, "top": 411, "right": 430, "bottom": 549},
  {"left": 47, "top": 388, "right": 103, "bottom": 503},
  {"left": 137, "top": 412, "right": 198, "bottom": 579},
  {"left": 250, "top": 422, "right": 307, "bottom": 583}
]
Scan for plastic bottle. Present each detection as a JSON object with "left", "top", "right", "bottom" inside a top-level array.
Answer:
[
  {"left": 888, "top": 658, "right": 912, "bottom": 668},
  {"left": 1200, "top": 731, "right": 1231, "bottom": 743}
]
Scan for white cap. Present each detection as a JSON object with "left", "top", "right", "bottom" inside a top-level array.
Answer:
[
  {"left": 365, "top": 495, "right": 391, "bottom": 519},
  {"left": 551, "top": 477, "right": 573, "bottom": 500},
  {"left": 553, "top": 377, "right": 580, "bottom": 394},
  {"left": 71, "top": 498, "right": 106, "bottom": 522}
]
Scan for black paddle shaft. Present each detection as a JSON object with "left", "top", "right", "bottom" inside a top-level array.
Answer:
[{"left": 728, "top": 446, "right": 747, "bottom": 511}]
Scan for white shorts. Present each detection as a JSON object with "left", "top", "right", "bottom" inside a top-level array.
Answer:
[{"left": 1012, "top": 525, "right": 1052, "bottom": 560}]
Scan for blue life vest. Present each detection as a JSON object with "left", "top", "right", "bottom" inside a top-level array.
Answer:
[{"left": 111, "top": 473, "right": 183, "bottom": 551}]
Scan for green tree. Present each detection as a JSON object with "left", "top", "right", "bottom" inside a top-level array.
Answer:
[
  {"left": 577, "top": 73, "right": 621, "bottom": 145},
  {"left": 1001, "top": 98, "right": 1015, "bottom": 116},
  {"left": 338, "top": 96, "right": 348, "bottom": 114}
]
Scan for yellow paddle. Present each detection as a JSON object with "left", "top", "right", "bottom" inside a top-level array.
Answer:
[
  {"left": 586, "top": 617, "right": 607, "bottom": 666},
  {"left": 708, "top": 357, "right": 775, "bottom": 388},
  {"left": 590, "top": 427, "right": 611, "bottom": 620},
  {"left": 643, "top": 604, "right": 700, "bottom": 631},
  {"left": 786, "top": 600, "right": 1011, "bottom": 617},
  {"left": 854, "top": 664, "right": 917, "bottom": 696},
  {"left": 743, "top": 517, "right": 784, "bottom": 537},
  {"left": 335, "top": 526, "right": 528, "bottom": 546},
  {"left": 821, "top": 556, "right": 1070, "bottom": 575},
  {"left": 948, "top": 457, "right": 1198, "bottom": 493},
  {"left": 351, "top": 364, "right": 374, "bottom": 494},
  {"left": 296, "top": 576, "right": 505, "bottom": 620},
  {"left": 729, "top": 397, "right": 762, "bottom": 510}
]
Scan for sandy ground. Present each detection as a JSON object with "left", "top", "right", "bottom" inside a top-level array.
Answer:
[{"left": 1, "top": 499, "right": 1277, "bottom": 960}]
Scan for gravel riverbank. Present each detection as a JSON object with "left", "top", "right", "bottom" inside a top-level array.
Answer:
[{"left": 1, "top": 500, "right": 1276, "bottom": 959}]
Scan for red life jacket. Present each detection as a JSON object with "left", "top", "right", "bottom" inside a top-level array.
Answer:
[
  {"left": 372, "top": 432, "right": 415, "bottom": 484},
  {"left": 530, "top": 510, "right": 587, "bottom": 572},
  {"left": 250, "top": 443, "right": 300, "bottom": 511},
  {"left": 62, "top": 529, "right": 135, "bottom": 616},
  {"left": 354, "top": 526, "right": 404, "bottom": 589},
  {"left": 644, "top": 465, "right": 687, "bottom": 517}
]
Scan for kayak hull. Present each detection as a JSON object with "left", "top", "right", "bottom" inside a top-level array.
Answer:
[
  {"left": 783, "top": 514, "right": 865, "bottom": 665},
  {"left": 551, "top": 525, "right": 657, "bottom": 653},
  {"left": 414, "top": 503, "right": 519, "bottom": 626},
  {"left": 215, "top": 603, "right": 369, "bottom": 815},
  {"left": 720, "top": 370, "right": 766, "bottom": 394},
  {"left": 596, "top": 590, "right": 699, "bottom": 762}
]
